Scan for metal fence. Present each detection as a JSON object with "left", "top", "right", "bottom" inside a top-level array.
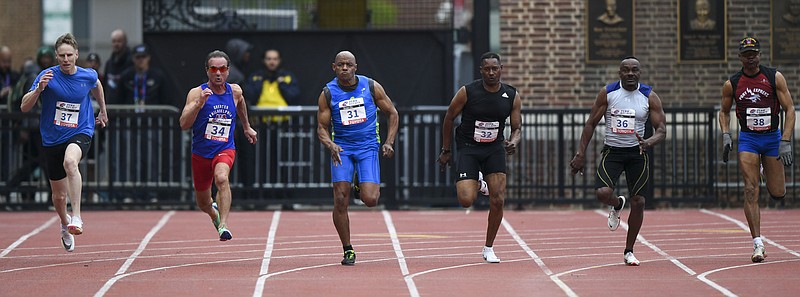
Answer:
[{"left": 1, "top": 105, "right": 798, "bottom": 210}]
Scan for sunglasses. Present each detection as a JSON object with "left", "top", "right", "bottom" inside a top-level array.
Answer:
[{"left": 207, "top": 65, "right": 229, "bottom": 73}]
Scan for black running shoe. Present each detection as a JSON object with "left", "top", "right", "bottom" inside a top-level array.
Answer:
[{"left": 341, "top": 250, "right": 356, "bottom": 265}]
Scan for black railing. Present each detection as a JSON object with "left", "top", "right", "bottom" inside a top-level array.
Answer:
[{"left": 1, "top": 106, "right": 798, "bottom": 210}]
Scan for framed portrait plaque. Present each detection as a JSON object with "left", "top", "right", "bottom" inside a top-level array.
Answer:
[
  {"left": 771, "top": 0, "right": 800, "bottom": 63},
  {"left": 586, "top": 0, "right": 635, "bottom": 64},
  {"left": 678, "top": 0, "right": 726, "bottom": 63}
]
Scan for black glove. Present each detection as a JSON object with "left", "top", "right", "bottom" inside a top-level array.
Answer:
[
  {"left": 722, "top": 133, "right": 732, "bottom": 163},
  {"left": 778, "top": 140, "right": 793, "bottom": 166}
]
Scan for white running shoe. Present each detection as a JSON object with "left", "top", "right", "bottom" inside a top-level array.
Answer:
[
  {"left": 624, "top": 251, "right": 639, "bottom": 266},
  {"left": 61, "top": 227, "right": 74, "bottom": 252},
  {"left": 752, "top": 245, "right": 766, "bottom": 263},
  {"left": 478, "top": 172, "right": 489, "bottom": 196},
  {"left": 482, "top": 246, "right": 501, "bottom": 263},
  {"left": 68, "top": 215, "right": 83, "bottom": 235},
  {"left": 608, "top": 196, "right": 626, "bottom": 231}
]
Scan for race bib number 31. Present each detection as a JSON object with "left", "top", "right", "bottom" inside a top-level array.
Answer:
[
  {"left": 473, "top": 120, "right": 500, "bottom": 143},
  {"left": 610, "top": 108, "right": 636, "bottom": 134},
  {"left": 54, "top": 101, "right": 80, "bottom": 128},
  {"left": 338, "top": 97, "right": 367, "bottom": 126},
  {"left": 205, "top": 118, "right": 232, "bottom": 142}
]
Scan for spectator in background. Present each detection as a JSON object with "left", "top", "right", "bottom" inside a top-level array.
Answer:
[
  {"left": 243, "top": 49, "right": 302, "bottom": 198},
  {"left": 104, "top": 29, "right": 132, "bottom": 103},
  {"left": 224, "top": 38, "right": 253, "bottom": 85},
  {"left": 1, "top": 46, "right": 20, "bottom": 104},
  {"left": 117, "top": 44, "right": 169, "bottom": 107},
  {"left": 245, "top": 49, "right": 301, "bottom": 108},
  {"left": 84, "top": 53, "right": 104, "bottom": 85}
]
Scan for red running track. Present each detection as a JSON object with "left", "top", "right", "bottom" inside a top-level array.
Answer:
[{"left": 0, "top": 209, "right": 798, "bottom": 297}]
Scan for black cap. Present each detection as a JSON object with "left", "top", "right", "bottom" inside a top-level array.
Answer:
[
  {"left": 86, "top": 53, "right": 101, "bottom": 62},
  {"left": 133, "top": 44, "right": 149, "bottom": 56},
  {"left": 739, "top": 37, "right": 760, "bottom": 53}
]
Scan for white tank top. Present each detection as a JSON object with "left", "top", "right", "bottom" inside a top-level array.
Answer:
[{"left": 603, "top": 81, "right": 652, "bottom": 148}]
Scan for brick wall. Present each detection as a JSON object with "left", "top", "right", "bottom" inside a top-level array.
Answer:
[
  {"left": 0, "top": 0, "right": 42, "bottom": 71},
  {"left": 499, "top": 0, "right": 800, "bottom": 108}
]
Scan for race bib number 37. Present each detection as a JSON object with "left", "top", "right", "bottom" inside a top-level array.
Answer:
[
  {"left": 338, "top": 97, "right": 367, "bottom": 126},
  {"left": 205, "top": 118, "right": 232, "bottom": 142},
  {"left": 54, "top": 101, "right": 80, "bottom": 128}
]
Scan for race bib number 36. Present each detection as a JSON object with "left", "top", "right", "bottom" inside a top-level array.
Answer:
[
  {"left": 205, "top": 118, "right": 232, "bottom": 142},
  {"left": 610, "top": 108, "right": 636, "bottom": 134},
  {"left": 473, "top": 120, "right": 500, "bottom": 143},
  {"left": 338, "top": 97, "right": 367, "bottom": 126},
  {"left": 54, "top": 101, "right": 80, "bottom": 128},
  {"left": 745, "top": 107, "right": 772, "bottom": 131}
]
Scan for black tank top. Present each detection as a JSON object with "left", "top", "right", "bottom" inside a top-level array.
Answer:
[{"left": 455, "top": 79, "right": 517, "bottom": 146}]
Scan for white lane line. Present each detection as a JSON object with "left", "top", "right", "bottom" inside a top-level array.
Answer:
[
  {"left": 700, "top": 209, "right": 800, "bottom": 258},
  {"left": 0, "top": 216, "right": 58, "bottom": 258},
  {"left": 695, "top": 258, "right": 800, "bottom": 297},
  {"left": 502, "top": 218, "right": 577, "bottom": 297},
  {"left": 593, "top": 209, "right": 696, "bottom": 275},
  {"left": 94, "top": 211, "right": 175, "bottom": 297},
  {"left": 384, "top": 210, "right": 420, "bottom": 297},
  {"left": 253, "top": 211, "right": 282, "bottom": 297}
]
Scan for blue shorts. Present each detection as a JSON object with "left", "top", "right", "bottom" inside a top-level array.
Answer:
[
  {"left": 738, "top": 130, "right": 781, "bottom": 157},
  {"left": 331, "top": 148, "right": 380, "bottom": 184}
]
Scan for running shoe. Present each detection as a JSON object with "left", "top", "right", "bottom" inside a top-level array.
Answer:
[
  {"left": 624, "top": 251, "right": 640, "bottom": 266},
  {"left": 482, "top": 246, "right": 501, "bottom": 263},
  {"left": 61, "top": 215, "right": 75, "bottom": 252},
  {"left": 67, "top": 215, "right": 83, "bottom": 235},
  {"left": 341, "top": 249, "right": 356, "bottom": 265},
  {"left": 218, "top": 226, "right": 232, "bottom": 241},
  {"left": 211, "top": 202, "right": 221, "bottom": 230},
  {"left": 608, "top": 196, "right": 626, "bottom": 231},
  {"left": 752, "top": 244, "right": 766, "bottom": 263}
]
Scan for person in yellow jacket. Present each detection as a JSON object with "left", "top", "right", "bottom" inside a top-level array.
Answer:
[{"left": 244, "top": 49, "right": 301, "bottom": 122}]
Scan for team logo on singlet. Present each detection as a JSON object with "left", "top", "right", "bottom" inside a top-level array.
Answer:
[{"left": 738, "top": 87, "right": 769, "bottom": 103}]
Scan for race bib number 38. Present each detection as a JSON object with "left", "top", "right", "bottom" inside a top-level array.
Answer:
[
  {"left": 54, "top": 101, "right": 80, "bottom": 128},
  {"left": 473, "top": 120, "right": 500, "bottom": 143},
  {"left": 205, "top": 118, "right": 232, "bottom": 142},
  {"left": 338, "top": 97, "right": 367, "bottom": 126},
  {"left": 745, "top": 107, "right": 772, "bottom": 131},
  {"left": 610, "top": 108, "right": 636, "bottom": 134}
]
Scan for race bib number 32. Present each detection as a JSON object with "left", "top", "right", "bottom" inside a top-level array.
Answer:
[
  {"left": 338, "top": 97, "right": 367, "bottom": 126},
  {"left": 473, "top": 120, "right": 500, "bottom": 143},
  {"left": 54, "top": 101, "right": 80, "bottom": 128}
]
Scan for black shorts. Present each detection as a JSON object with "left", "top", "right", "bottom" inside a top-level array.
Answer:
[
  {"left": 43, "top": 134, "right": 92, "bottom": 181},
  {"left": 455, "top": 142, "right": 506, "bottom": 181},
  {"left": 594, "top": 145, "right": 649, "bottom": 197}
]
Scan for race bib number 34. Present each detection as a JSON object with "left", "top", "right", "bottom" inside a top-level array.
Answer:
[
  {"left": 610, "top": 108, "right": 636, "bottom": 134},
  {"left": 338, "top": 97, "right": 367, "bottom": 126},
  {"left": 473, "top": 120, "right": 500, "bottom": 143},
  {"left": 54, "top": 101, "right": 80, "bottom": 128},
  {"left": 205, "top": 118, "right": 232, "bottom": 142}
]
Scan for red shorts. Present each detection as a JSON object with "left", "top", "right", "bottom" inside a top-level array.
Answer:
[{"left": 191, "top": 149, "right": 236, "bottom": 191}]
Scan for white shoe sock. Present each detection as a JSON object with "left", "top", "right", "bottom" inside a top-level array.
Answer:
[{"left": 753, "top": 236, "right": 764, "bottom": 247}]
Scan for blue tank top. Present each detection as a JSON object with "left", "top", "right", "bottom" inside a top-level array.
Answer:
[
  {"left": 191, "top": 83, "right": 237, "bottom": 158},
  {"left": 33, "top": 66, "right": 99, "bottom": 146},
  {"left": 327, "top": 75, "right": 380, "bottom": 151}
]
